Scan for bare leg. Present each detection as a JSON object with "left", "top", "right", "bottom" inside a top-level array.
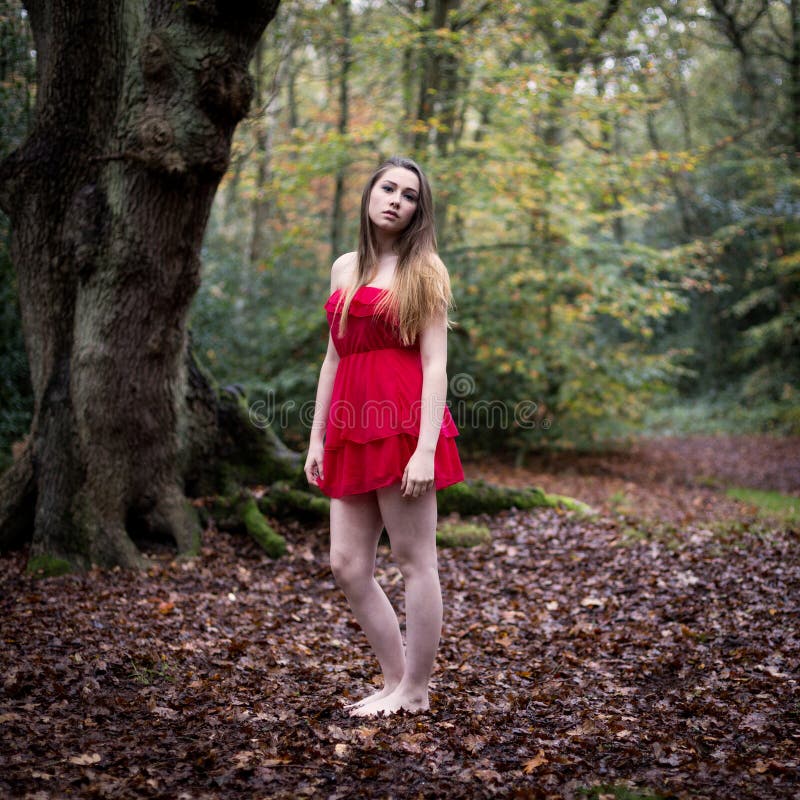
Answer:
[
  {"left": 329, "top": 492, "right": 406, "bottom": 706},
  {"left": 350, "top": 482, "right": 441, "bottom": 717}
]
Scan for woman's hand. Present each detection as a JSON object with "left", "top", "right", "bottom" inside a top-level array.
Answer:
[
  {"left": 401, "top": 448, "right": 435, "bottom": 498},
  {"left": 304, "top": 443, "right": 325, "bottom": 486}
]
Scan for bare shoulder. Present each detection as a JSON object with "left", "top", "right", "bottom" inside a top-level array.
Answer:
[
  {"left": 330, "top": 252, "right": 357, "bottom": 292},
  {"left": 431, "top": 253, "right": 450, "bottom": 282}
]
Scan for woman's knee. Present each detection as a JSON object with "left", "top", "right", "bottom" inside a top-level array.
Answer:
[
  {"left": 393, "top": 550, "right": 438, "bottom": 582},
  {"left": 330, "top": 551, "right": 374, "bottom": 594}
]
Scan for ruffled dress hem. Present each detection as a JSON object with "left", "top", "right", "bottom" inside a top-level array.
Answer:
[{"left": 317, "top": 430, "right": 464, "bottom": 499}]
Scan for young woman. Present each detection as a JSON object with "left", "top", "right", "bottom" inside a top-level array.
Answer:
[{"left": 304, "top": 156, "right": 464, "bottom": 717}]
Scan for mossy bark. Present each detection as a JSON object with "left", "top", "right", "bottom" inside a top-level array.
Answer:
[
  {"left": 180, "top": 345, "right": 301, "bottom": 499},
  {"left": 25, "top": 554, "right": 74, "bottom": 578}
]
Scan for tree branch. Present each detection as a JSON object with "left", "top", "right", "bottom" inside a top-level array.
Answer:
[
  {"left": 751, "top": 40, "right": 791, "bottom": 63},
  {"left": 572, "top": 126, "right": 612, "bottom": 155},
  {"left": 592, "top": 0, "right": 623, "bottom": 42},
  {"left": 452, "top": 0, "right": 493, "bottom": 32},
  {"left": 764, "top": 2, "right": 791, "bottom": 49},
  {"left": 385, "top": 0, "right": 422, "bottom": 30}
]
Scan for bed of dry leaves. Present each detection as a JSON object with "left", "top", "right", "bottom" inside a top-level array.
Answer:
[{"left": 1, "top": 435, "right": 798, "bottom": 799}]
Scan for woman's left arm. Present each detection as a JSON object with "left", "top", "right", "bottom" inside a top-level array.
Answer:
[{"left": 401, "top": 311, "right": 449, "bottom": 498}]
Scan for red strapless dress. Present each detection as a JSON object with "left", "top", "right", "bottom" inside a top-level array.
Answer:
[{"left": 316, "top": 285, "right": 464, "bottom": 498}]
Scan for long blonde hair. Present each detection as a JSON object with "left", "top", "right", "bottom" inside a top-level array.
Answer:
[{"left": 335, "top": 156, "right": 454, "bottom": 345}]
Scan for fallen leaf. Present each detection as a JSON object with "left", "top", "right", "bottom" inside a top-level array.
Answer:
[
  {"left": 68, "top": 753, "right": 101, "bottom": 765},
  {"left": 522, "top": 749, "right": 547, "bottom": 773},
  {"left": 399, "top": 732, "right": 428, "bottom": 754},
  {"left": 463, "top": 734, "right": 486, "bottom": 753},
  {"left": 260, "top": 757, "right": 293, "bottom": 767},
  {"left": 231, "top": 750, "right": 255, "bottom": 769},
  {"left": 355, "top": 726, "right": 379, "bottom": 743}
]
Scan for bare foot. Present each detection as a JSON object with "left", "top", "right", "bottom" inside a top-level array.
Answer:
[
  {"left": 348, "top": 688, "right": 429, "bottom": 717},
  {"left": 342, "top": 684, "right": 397, "bottom": 710}
]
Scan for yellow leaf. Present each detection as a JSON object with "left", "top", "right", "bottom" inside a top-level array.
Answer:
[
  {"left": 355, "top": 726, "right": 379, "bottom": 742},
  {"left": 522, "top": 749, "right": 548, "bottom": 773}
]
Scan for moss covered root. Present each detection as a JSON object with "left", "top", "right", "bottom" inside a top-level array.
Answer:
[
  {"left": 437, "top": 479, "right": 593, "bottom": 516},
  {"left": 25, "top": 555, "right": 74, "bottom": 578},
  {"left": 237, "top": 495, "right": 286, "bottom": 558},
  {"left": 436, "top": 520, "right": 492, "bottom": 548}
]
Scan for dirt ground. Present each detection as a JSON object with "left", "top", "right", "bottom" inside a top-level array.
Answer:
[{"left": 1, "top": 435, "right": 798, "bottom": 799}]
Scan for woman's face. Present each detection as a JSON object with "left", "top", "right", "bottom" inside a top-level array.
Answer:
[{"left": 367, "top": 167, "right": 420, "bottom": 236}]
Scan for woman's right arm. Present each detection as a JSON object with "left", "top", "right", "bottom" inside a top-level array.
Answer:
[
  {"left": 305, "top": 330, "right": 340, "bottom": 487},
  {"left": 310, "top": 334, "right": 340, "bottom": 444},
  {"left": 305, "top": 259, "right": 349, "bottom": 486}
]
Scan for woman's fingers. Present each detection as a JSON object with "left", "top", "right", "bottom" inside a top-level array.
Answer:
[
  {"left": 417, "top": 479, "right": 433, "bottom": 497},
  {"left": 305, "top": 457, "right": 323, "bottom": 485},
  {"left": 401, "top": 477, "right": 434, "bottom": 498}
]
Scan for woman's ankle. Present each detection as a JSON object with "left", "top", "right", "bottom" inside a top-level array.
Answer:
[
  {"left": 382, "top": 674, "right": 403, "bottom": 691},
  {"left": 391, "top": 679, "right": 429, "bottom": 701}
]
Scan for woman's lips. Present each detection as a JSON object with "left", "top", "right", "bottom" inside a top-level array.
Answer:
[{"left": 382, "top": 210, "right": 398, "bottom": 219}]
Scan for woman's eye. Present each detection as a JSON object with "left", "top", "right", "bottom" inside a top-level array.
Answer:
[
  {"left": 382, "top": 185, "right": 392, "bottom": 193},
  {"left": 404, "top": 194, "right": 417, "bottom": 202}
]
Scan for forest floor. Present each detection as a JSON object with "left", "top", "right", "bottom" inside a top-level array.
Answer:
[{"left": 1, "top": 434, "right": 798, "bottom": 800}]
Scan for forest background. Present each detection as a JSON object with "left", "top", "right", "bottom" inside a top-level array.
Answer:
[{"left": 1, "top": 0, "right": 798, "bottom": 470}]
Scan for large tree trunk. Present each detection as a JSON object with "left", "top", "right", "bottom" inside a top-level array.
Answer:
[
  {"left": 0, "top": 0, "right": 280, "bottom": 571},
  {"left": 0, "top": 335, "right": 304, "bottom": 563}
]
